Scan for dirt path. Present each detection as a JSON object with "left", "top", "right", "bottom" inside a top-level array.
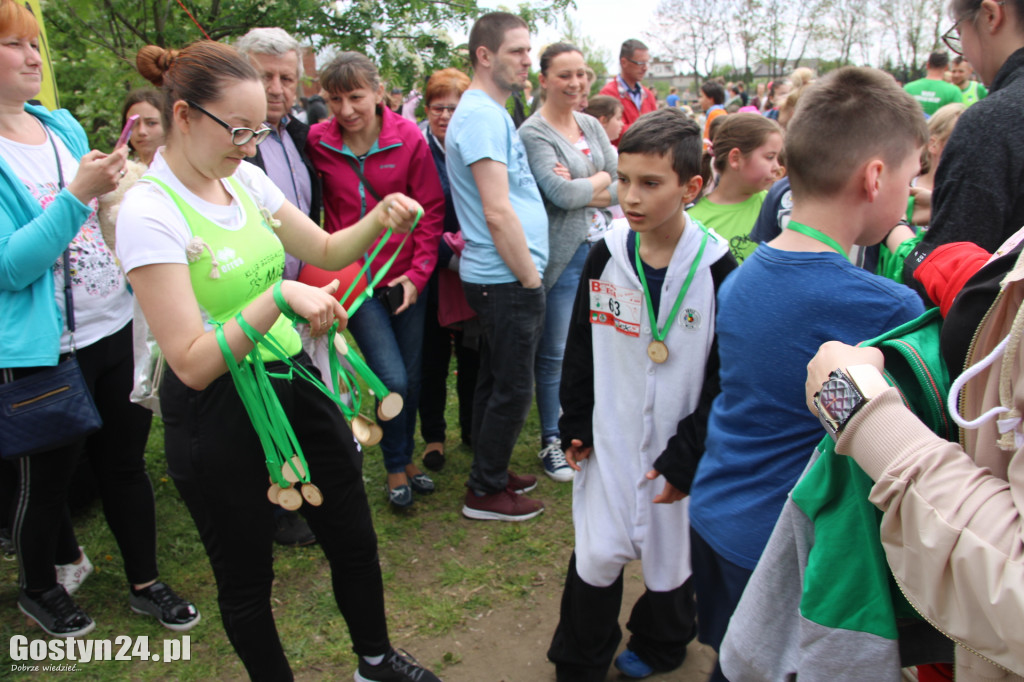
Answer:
[{"left": 395, "top": 561, "right": 716, "bottom": 682}]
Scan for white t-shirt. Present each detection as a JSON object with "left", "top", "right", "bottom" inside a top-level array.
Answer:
[
  {"left": 0, "top": 130, "right": 131, "bottom": 352},
  {"left": 116, "top": 150, "right": 286, "bottom": 274}
]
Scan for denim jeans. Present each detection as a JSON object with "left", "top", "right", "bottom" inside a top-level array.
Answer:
[
  {"left": 462, "top": 281, "right": 546, "bottom": 494},
  {"left": 535, "top": 242, "right": 589, "bottom": 442},
  {"left": 346, "top": 290, "right": 427, "bottom": 474}
]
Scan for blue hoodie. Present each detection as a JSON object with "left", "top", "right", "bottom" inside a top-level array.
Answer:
[{"left": 0, "top": 104, "right": 92, "bottom": 368}]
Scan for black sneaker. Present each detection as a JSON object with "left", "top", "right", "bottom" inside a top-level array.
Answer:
[
  {"left": 18, "top": 585, "right": 95, "bottom": 637},
  {"left": 130, "top": 581, "right": 201, "bottom": 631},
  {"left": 355, "top": 648, "right": 442, "bottom": 682},
  {"left": 274, "top": 511, "right": 317, "bottom": 547}
]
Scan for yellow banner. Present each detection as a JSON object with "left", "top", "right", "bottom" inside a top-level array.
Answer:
[{"left": 22, "top": 0, "right": 59, "bottom": 110}]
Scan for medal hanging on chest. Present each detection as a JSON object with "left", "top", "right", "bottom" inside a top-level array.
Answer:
[{"left": 635, "top": 227, "right": 709, "bottom": 363}]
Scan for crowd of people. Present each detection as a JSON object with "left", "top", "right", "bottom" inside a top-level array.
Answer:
[{"left": 3, "top": 0, "right": 1024, "bottom": 680}]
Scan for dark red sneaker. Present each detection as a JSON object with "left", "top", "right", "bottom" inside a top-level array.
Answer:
[
  {"left": 506, "top": 469, "right": 538, "bottom": 494},
  {"left": 462, "top": 488, "right": 544, "bottom": 521}
]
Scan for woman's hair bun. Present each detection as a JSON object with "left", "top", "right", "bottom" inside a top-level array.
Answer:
[{"left": 136, "top": 45, "right": 178, "bottom": 87}]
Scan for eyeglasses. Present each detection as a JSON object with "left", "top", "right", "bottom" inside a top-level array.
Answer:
[
  {"left": 186, "top": 100, "right": 272, "bottom": 146},
  {"left": 625, "top": 57, "right": 649, "bottom": 67},
  {"left": 427, "top": 104, "right": 457, "bottom": 115},
  {"left": 943, "top": 1, "right": 1004, "bottom": 56}
]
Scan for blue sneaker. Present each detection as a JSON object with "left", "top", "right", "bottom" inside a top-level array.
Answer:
[
  {"left": 614, "top": 649, "right": 654, "bottom": 679},
  {"left": 538, "top": 437, "right": 574, "bottom": 483}
]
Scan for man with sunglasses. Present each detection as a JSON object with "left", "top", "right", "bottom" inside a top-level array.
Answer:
[{"left": 598, "top": 39, "right": 657, "bottom": 144}]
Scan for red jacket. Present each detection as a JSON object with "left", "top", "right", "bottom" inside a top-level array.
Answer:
[
  {"left": 306, "top": 106, "right": 444, "bottom": 293},
  {"left": 599, "top": 76, "right": 657, "bottom": 144}
]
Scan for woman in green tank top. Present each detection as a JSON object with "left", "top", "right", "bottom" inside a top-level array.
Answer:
[{"left": 116, "top": 40, "right": 442, "bottom": 682}]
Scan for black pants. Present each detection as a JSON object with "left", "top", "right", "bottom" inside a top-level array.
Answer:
[
  {"left": 418, "top": 293, "right": 479, "bottom": 446},
  {"left": 160, "top": 354, "right": 389, "bottom": 682},
  {"left": 548, "top": 552, "right": 697, "bottom": 682},
  {"left": 462, "top": 282, "right": 545, "bottom": 494},
  {"left": 3, "top": 321, "right": 156, "bottom": 592}
]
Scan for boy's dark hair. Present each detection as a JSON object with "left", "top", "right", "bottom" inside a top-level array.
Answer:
[
  {"left": 619, "top": 108, "right": 702, "bottom": 185},
  {"left": 619, "top": 38, "right": 648, "bottom": 60},
  {"left": 700, "top": 81, "right": 725, "bottom": 105},
  {"left": 584, "top": 95, "right": 622, "bottom": 121},
  {"left": 785, "top": 66, "right": 928, "bottom": 199},
  {"left": 468, "top": 12, "right": 528, "bottom": 68},
  {"left": 927, "top": 51, "right": 950, "bottom": 70}
]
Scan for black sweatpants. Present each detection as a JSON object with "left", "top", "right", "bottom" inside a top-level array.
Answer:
[
  {"left": 3, "top": 321, "right": 156, "bottom": 592},
  {"left": 547, "top": 552, "right": 697, "bottom": 682},
  {"left": 160, "top": 353, "right": 389, "bottom": 682}
]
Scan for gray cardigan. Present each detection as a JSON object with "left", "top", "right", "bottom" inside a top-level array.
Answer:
[{"left": 519, "top": 111, "right": 618, "bottom": 290}]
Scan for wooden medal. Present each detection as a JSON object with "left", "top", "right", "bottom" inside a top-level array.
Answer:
[
  {"left": 366, "top": 422, "right": 384, "bottom": 446},
  {"left": 377, "top": 392, "right": 404, "bottom": 421},
  {"left": 267, "top": 484, "right": 282, "bottom": 505},
  {"left": 281, "top": 456, "right": 306, "bottom": 483},
  {"left": 351, "top": 415, "right": 373, "bottom": 444},
  {"left": 277, "top": 486, "right": 303, "bottom": 511},
  {"left": 333, "top": 333, "right": 349, "bottom": 355},
  {"left": 647, "top": 340, "right": 669, "bottom": 364},
  {"left": 301, "top": 483, "right": 324, "bottom": 507}
]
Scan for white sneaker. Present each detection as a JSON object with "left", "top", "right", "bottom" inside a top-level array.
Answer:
[
  {"left": 539, "top": 438, "right": 575, "bottom": 483},
  {"left": 55, "top": 547, "right": 92, "bottom": 595}
]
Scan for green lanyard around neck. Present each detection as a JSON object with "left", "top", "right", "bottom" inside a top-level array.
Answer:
[
  {"left": 787, "top": 220, "right": 848, "bottom": 261},
  {"left": 634, "top": 225, "right": 709, "bottom": 344}
]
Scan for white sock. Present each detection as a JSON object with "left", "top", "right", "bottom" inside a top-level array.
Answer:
[{"left": 363, "top": 654, "right": 384, "bottom": 666}]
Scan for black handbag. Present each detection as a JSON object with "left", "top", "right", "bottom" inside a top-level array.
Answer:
[{"left": 0, "top": 129, "right": 103, "bottom": 458}]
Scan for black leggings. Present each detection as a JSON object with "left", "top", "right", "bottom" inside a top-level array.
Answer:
[
  {"left": 3, "top": 321, "right": 156, "bottom": 592},
  {"left": 160, "top": 354, "right": 389, "bottom": 682}
]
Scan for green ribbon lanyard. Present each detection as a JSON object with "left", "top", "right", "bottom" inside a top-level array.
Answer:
[
  {"left": 338, "top": 208, "right": 424, "bottom": 316},
  {"left": 215, "top": 324, "right": 306, "bottom": 489},
  {"left": 634, "top": 225, "right": 710, "bottom": 345},
  {"left": 212, "top": 208, "right": 424, "bottom": 491},
  {"left": 270, "top": 285, "right": 390, "bottom": 418},
  {"left": 787, "top": 220, "right": 848, "bottom": 261}
]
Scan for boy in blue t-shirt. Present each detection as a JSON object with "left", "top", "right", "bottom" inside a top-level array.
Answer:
[
  {"left": 688, "top": 67, "right": 928, "bottom": 681},
  {"left": 547, "top": 109, "right": 736, "bottom": 681}
]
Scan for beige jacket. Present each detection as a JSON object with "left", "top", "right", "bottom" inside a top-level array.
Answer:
[{"left": 836, "top": 257, "right": 1024, "bottom": 681}]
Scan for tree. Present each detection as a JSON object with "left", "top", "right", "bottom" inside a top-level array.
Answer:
[
  {"left": 559, "top": 14, "right": 611, "bottom": 92},
  {"left": 875, "top": 0, "right": 944, "bottom": 78},
  {"left": 756, "top": 0, "right": 828, "bottom": 79},
  {"left": 821, "top": 0, "right": 874, "bottom": 66},
  {"left": 644, "top": 0, "right": 719, "bottom": 81},
  {"left": 727, "top": 0, "right": 764, "bottom": 80},
  {"left": 43, "top": 0, "right": 571, "bottom": 146}
]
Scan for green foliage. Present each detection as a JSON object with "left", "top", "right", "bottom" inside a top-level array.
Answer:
[{"left": 41, "top": 0, "right": 574, "bottom": 147}]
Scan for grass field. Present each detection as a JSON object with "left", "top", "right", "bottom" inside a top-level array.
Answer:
[{"left": 0, "top": 365, "right": 576, "bottom": 680}]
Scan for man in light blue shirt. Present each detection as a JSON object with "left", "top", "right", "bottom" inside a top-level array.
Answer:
[{"left": 446, "top": 11, "right": 548, "bottom": 522}]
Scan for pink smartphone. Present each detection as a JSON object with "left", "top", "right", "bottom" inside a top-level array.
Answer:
[{"left": 116, "top": 114, "right": 140, "bottom": 149}]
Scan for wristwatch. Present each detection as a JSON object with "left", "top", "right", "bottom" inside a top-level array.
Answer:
[{"left": 814, "top": 364, "right": 889, "bottom": 439}]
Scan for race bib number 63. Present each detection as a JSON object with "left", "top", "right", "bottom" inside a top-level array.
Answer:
[{"left": 589, "top": 279, "right": 642, "bottom": 337}]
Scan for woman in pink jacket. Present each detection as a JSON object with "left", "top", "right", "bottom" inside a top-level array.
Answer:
[{"left": 307, "top": 52, "right": 444, "bottom": 508}]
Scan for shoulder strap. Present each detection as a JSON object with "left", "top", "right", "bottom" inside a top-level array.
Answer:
[{"left": 344, "top": 156, "right": 382, "bottom": 202}]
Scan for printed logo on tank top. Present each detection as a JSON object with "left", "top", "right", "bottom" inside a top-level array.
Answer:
[{"left": 216, "top": 247, "right": 245, "bottom": 274}]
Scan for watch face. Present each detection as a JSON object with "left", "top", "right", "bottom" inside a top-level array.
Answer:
[{"left": 819, "top": 375, "right": 858, "bottom": 423}]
